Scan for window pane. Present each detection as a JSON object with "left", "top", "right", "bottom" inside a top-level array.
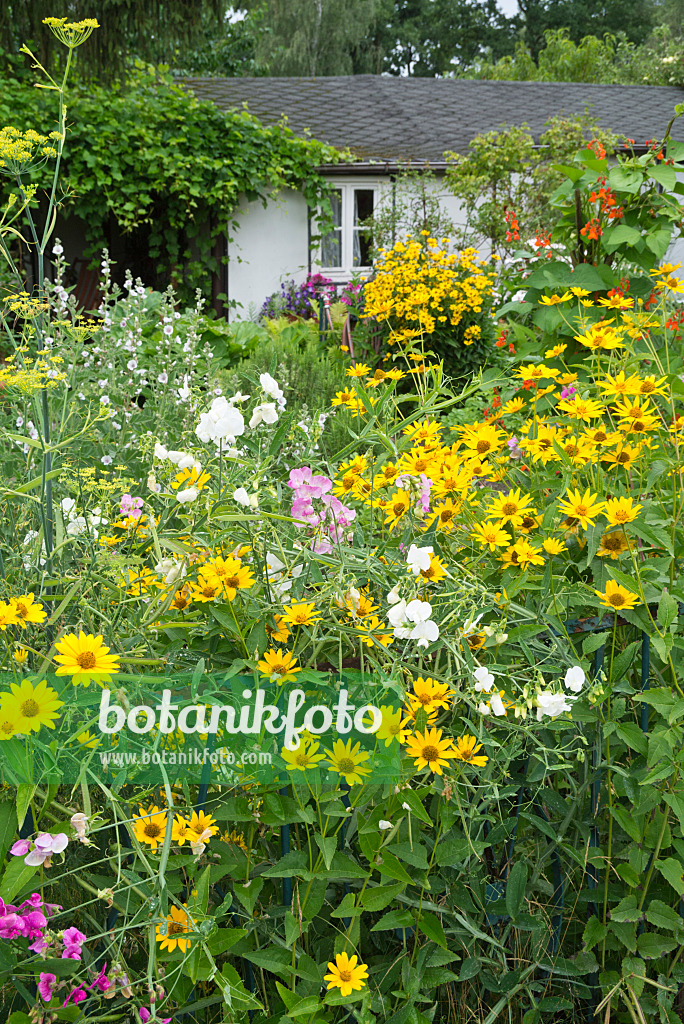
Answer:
[
  {"left": 353, "top": 189, "right": 374, "bottom": 266},
  {"left": 320, "top": 189, "right": 342, "bottom": 267},
  {"left": 354, "top": 189, "right": 374, "bottom": 224},
  {"left": 321, "top": 229, "right": 342, "bottom": 268}
]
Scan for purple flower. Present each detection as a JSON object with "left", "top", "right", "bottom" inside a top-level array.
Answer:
[
  {"left": 38, "top": 972, "right": 57, "bottom": 1001},
  {"left": 62, "top": 926, "right": 87, "bottom": 960},
  {"left": 29, "top": 934, "right": 50, "bottom": 954},
  {"left": 560, "top": 385, "right": 577, "bottom": 400},
  {"left": 21, "top": 910, "right": 47, "bottom": 939},
  {"left": 0, "top": 914, "right": 23, "bottom": 939},
  {"left": 25, "top": 833, "right": 68, "bottom": 867},
  {"left": 10, "top": 840, "right": 30, "bottom": 857},
  {"left": 63, "top": 985, "right": 87, "bottom": 1006}
]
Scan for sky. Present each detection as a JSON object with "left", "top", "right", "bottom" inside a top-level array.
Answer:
[{"left": 497, "top": 0, "right": 519, "bottom": 15}]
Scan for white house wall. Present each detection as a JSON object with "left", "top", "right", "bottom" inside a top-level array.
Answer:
[{"left": 227, "top": 189, "right": 310, "bottom": 318}]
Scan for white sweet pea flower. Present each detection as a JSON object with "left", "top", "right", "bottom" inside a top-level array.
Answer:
[
  {"left": 230, "top": 391, "right": 250, "bottom": 404},
  {"left": 403, "top": 600, "right": 439, "bottom": 647},
  {"left": 536, "top": 691, "right": 574, "bottom": 721},
  {"left": 378, "top": 820, "right": 393, "bottom": 831},
  {"left": 490, "top": 692, "right": 506, "bottom": 717},
  {"left": 564, "top": 666, "right": 586, "bottom": 693},
  {"left": 386, "top": 585, "right": 402, "bottom": 604},
  {"left": 406, "top": 544, "right": 433, "bottom": 575},
  {"left": 473, "top": 666, "right": 495, "bottom": 693},
  {"left": 61, "top": 498, "right": 76, "bottom": 515},
  {"left": 177, "top": 453, "right": 197, "bottom": 471},
  {"left": 167, "top": 450, "right": 187, "bottom": 465},
  {"left": 233, "top": 487, "right": 251, "bottom": 507},
  {"left": 66, "top": 516, "right": 87, "bottom": 537},
  {"left": 249, "top": 402, "right": 279, "bottom": 428},
  {"left": 196, "top": 396, "right": 245, "bottom": 444},
  {"left": 154, "top": 442, "right": 169, "bottom": 460},
  {"left": 260, "top": 372, "right": 285, "bottom": 402},
  {"left": 176, "top": 486, "right": 199, "bottom": 504},
  {"left": 478, "top": 701, "right": 491, "bottom": 716},
  {"left": 388, "top": 598, "right": 409, "bottom": 629}
]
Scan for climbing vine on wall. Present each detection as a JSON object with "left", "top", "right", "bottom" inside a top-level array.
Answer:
[{"left": 0, "top": 62, "right": 344, "bottom": 302}]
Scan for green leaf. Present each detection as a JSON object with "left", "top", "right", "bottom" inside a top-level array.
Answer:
[
  {"left": 243, "top": 948, "right": 291, "bottom": 978},
  {"left": 314, "top": 834, "right": 336, "bottom": 871},
  {"left": 417, "top": 911, "right": 447, "bottom": 948},
  {"left": 370, "top": 908, "right": 414, "bottom": 932},
  {"left": 615, "top": 723, "right": 647, "bottom": 756},
  {"left": 359, "top": 882, "right": 406, "bottom": 912},
  {"left": 637, "top": 931, "right": 678, "bottom": 959},
  {"left": 232, "top": 877, "right": 263, "bottom": 916},
  {"left": 583, "top": 631, "right": 610, "bottom": 655},
  {"left": 582, "top": 916, "right": 607, "bottom": 950},
  {"left": 605, "top": 224, "right": 641, "bottom": 247},
  {"left": 657, "top": 857, "right": 684, "bottom": 895},
  {"left": 396, "top": 790, "right": 432, "bottom": 824},
  {"left": 505, "top": 861, "right": 527, "bottom": 921},
  {"left": 610, "top": 894, "right": 642, "bottom": 923},
  {"left": 16, "top": 785, "right": 35, "bottom": 831},
  {"left": 651, "top": 164, "right": 677, "bottom": 191},
  {"left": 330, "top": 892, "right": 361, "bottom": 918},
  {"left": 376, "top": 850, "right": 414, "bottom": 885},
  {"left": 645, "top": 899, "right": 682, "bottom": 931},
  {"left": 608, "top": 166, "right": 644, "bottom": 193},
  {"left": 0, "top": 803, "right": 18, "bottom": 865},
  {"left": 659, "top": 592, "right": 678, "bottom": 630}
]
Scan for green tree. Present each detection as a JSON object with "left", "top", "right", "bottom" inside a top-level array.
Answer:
[
  {"left": 517, "top": 0, "right": 655, "bottom": 58},
  {"left": 0, "top": 0, "right": 232, "bottom": 80},
  {"left": 380, "top": 0, "right": 514, "bottom": 76},
  {"left": 240, "top": 0, "right": 382, "bottom": 76}
]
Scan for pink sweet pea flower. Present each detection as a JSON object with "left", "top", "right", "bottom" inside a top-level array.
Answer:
[
  {"left": 10, "top": 840, "right": 30, "bottom": 857},
  {"left": 38, "top": 972, "right": 57, "bottom": 1002}
]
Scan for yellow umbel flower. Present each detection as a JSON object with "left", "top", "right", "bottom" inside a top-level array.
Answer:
[
  {"left": 134, "top": 806, "right": 168, "bottom": 851},
  {"left": 405, "top": 727, "right": 459, "bottom": 774},
  {"left": 155, "top": 904, "right": 195, "bottom": 953},
  {"left": 324, "top": 952, "right": 369, "bottom": 997},
  {"left": 42, "top": 17, "right": 100, "bottom": 48},
  {"left": 595, "top": 580, "right": 640, "bottom": 611},
  {"left": 54, "top": 631, "right": 119, "bottom": 687}
]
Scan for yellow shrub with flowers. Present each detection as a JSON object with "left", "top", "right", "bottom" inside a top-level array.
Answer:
[{"left": 363, "top": 232, "right": 498, "bottom": 378}]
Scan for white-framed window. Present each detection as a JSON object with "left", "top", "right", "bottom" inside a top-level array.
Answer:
[{"left": 315, "top": 180, "right": 380, "bottom": 281}]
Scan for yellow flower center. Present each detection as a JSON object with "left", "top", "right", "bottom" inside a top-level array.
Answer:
[
  {"left": 144, "top": 822, "right": 162, "bottom": 839},
  {"left": 476, "top": 440, "right": 491, "bottom": 454},
  {"left": 167, "top": 921, "right": 184, "bottom": 935},
  {"left": 20, "top": 699, "right": 40, "bottom": 718},
  {"left": 575, "top": 504, "right": 588, "bottom": 517},
  {"left": 501, "top": 502, "right": 517, "bottom": 516},
  {"left": 76, "top": 651, "right": 97, "bottom": 670},
  {"left": 440, "top": 509, "right": 454, "bottom": 522},
  {"left": 594, "top": 430, "right": 607, "bottom": 442},
  {"left": 14, "top": 602, "right": 28, "bottom": 619},
  {"left": 294, "top": 751, "right": 310, "bottom": 767},
  {"left": 422, "top": 745, "right": 439, "bottom": 762},
  {"left": 225, "top": 575, "right": 240, "bottom": 589},
  {"left": 338, "top": 969, "right": 353, "bottom": 983},
  {"left": 0, "top": 720, "right": 14, "bottom": 734},
  {"left": 393, "top": 501, "right": 406, "bottom": 516},
  {"left": 608, "top": 593, "right": 626, "bottom": 607},
  {"left": 174, "top": 596, "right": 189, "bottom": 610},
  {"left": 338, "top": 757, "right": 356, "bottom": 774},
  {"left": 413, "top": 458, "right": 429, "bottom": 472},
  {"left": 641, "top": 382, "right": 654, "bottom": 393},
  {"left": 201, "top": 585, "right": 216, "bottom": 598}
]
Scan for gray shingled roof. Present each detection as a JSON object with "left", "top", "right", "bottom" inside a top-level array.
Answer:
[{"left": 183, "top": 76, "right": 684, "bottom": 163}]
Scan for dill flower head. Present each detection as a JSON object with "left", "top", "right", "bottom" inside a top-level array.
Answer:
[
  {"left": 0, "top": 128, "right": 57, "bottom": 175},
  {"left": 42, "top": 17, "right": 100, "bottom": 48}
]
